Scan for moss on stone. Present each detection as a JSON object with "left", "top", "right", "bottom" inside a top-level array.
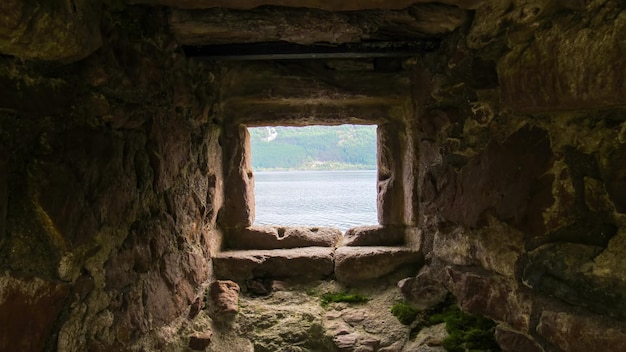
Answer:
[
  {"left": 429, "top": 304, "right": 499, "bottom": 352},
  {"left": 320, "top": 292, "right": 368, "bottom": 307},
  {"left": 396, "top": 294, "right": 499, "bottom": 351},
  {"left": 391, "top": 301, "right": 420, "bottom": 325}
]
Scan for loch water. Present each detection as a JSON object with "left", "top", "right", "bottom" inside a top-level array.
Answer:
[{"left": 252, "top": 170, "right": 378, "bottom": 232}]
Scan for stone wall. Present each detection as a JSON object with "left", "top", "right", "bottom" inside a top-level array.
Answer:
[
  {"left": 0, "top": 7, "right": 220, "bottom": 351},
  {"left": 416, "top": 1, "right": 626, "bottom": 349},
  {"left": 1, "top": 0, "right": 625, "bottom": 351}
]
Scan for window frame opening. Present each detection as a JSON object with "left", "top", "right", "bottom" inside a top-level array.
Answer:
[
  {"left": 214, "top": 60, "right": 420, "bottom": 252},
  {"left": 248, "top": 123, "right": 379, "bottom": 231},
  {"left": 217, "top": 119, "right": 419, "bottom": 251}
]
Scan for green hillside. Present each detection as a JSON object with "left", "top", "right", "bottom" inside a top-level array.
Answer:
[{"left": 249, "top": 125, "right": 377, "bottom": 170}]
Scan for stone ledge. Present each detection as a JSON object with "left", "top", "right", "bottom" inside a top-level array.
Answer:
[
  {"left": 225, "top": 225, "right": 341, "bottom": 250},
  {"left": 335, "top": 246, "right": 422, "bottom": 284},
  {"left": 342, "top": 225, "right": 405, "bottom": 246},
  {"left": 213, "top": 247, "right": 335, "bottom": 282}
]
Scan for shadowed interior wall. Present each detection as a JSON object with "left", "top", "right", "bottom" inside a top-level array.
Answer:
[{"left": 0, "top": 0, "right": 625, "bottom": 351}]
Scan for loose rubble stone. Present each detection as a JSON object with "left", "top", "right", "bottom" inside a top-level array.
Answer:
[
  {"left": 189, "top": 332, "right": 213, "bottom": 350},
  {"left": 188, "top": 297, "right": 204, "bottom": 319},
  {"left": 208, "top": 280, "right": 240, "bottom": 322}
]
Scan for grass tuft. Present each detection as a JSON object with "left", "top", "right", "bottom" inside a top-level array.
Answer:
[{"left": 320, "top": 292, "right": 369, "bottom": 307}]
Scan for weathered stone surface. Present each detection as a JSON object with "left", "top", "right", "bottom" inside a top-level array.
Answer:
[
  {"left": 343, "top": 225, "right": 404, "bottom": 246},
  {"left": 226, "top": 225, "right": 341, "bottom": 250},
  {"left": 321, "top": 286, "right": 411, "bottom": 351},
  {"left": 433, "top": 220, "right": 525, "bottom": 277},
  {"left": 523, "top": 242, "right": 626, "bottom": 320},
  {"left": 498, "top": 1, "right": 626, "bottom": 112},
  {"left": 537, "top": 310, "right": 626, "bottom": 352},
  {"left": 189, "top": 331, "right": 213, "bottom": 350},
  {"left": 220, "top": 61, "right": 410, "bottom": 125},
  {"left": 378, "top": 122, "right": 410, "bottom": 226},
  {"left": 218, "top": 124, "right": 254, "bottom": 229},
  {"left": 208, "top": 280, "right": 240, "bottom": 322},
  {"left": 404, "top": 323, "right": 447, "bottom": 352},
  {"left": 0, "top": 0, "right": 101, "bottom": 62},
  {"left": 34, "top": 126, "right": 137, "bottom": 249},
  {"left": 433, "top": 126, "right": 554, "bottom": 232},
  {"left": 495, "top": 325, "right": 544, "bottom": 352},
  {"left": 0, "top": 148, "right": 6, "bottom": 240},
  {"left": 445, "top": 268, "right": 533, "bottom": 331},
  {"left": 133, "top": 0, "right": 485, "bottom": 11},
  {"left": 237, "top": 288, "right": 335, "bottom": 351},
  {"left": 170, "top": 5, "right": 467, "bottom": 45},
  {"left": 188, "top": 296, "right": 204, "bottom": 319},
  {"left": 213, "top": 247, "right": 335, "bottom": 282},
  {"left": 0, "top": 273, "right": 69, "bottom": 351},
  {"left": 599, "top": 145, "right": 626, "bottom": 213},
  {"left": 398, "top": 266, "right": 448, "bottom": 309},
  {"left": 335, "top": 246, "right": 422, "bottom": 283}
]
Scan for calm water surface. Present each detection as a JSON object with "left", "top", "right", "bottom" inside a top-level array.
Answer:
[{"left": 253, "top": 170, "right": 378, "bottom": 232}]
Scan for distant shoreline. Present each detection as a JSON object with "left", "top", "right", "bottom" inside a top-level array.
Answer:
[
  {"left": 253, "top": 164, "right": 376, "bottom": 172},
  {"left": 255, "top": 168, "right": 377, "bottom": 172}
]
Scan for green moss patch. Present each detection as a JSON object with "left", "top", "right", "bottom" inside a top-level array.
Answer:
[
  {"left": 320, "top": 292, "right": 368, "bottom": 307},
  {"left": 393, "top": 294, "right": 499, "bottom": 351},
  {"left": 391, "top": 301, "right": 420, "bottom": 325},
  {"left": 430, "top": 305, "right": 499, "bottom": 352}
]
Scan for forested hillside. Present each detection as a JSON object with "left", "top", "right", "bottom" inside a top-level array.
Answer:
[{"left": 249, "top": 125, "right": 377, "bottom": 170}]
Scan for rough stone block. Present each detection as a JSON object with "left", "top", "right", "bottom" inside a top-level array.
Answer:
[
  {"left": 0, "top": 0, "right": 102, "bottom": 62},
  {"left": 208, "top": 280, "right": 240, "bottom": 322},
  {"left": 445, "top": 268, "right": 532, "bottom": 331},
  {"left": 170, "top": 4, "right": 467, "bottom": 46},
  {"left": 0, "top": 273, "right": 69, "bottom": 351},
  {"left": 218, "top": 124, "right": 254, "bottom": 228},
  {"left": 499, "top": 8, "right": 626, "bottom": 112},
  {"left": 398, "top": 266, "right": 448, "bottom": 309},
  {"left": 334, "top": 246, "right": 422, "bottom": 283},
  {"left": 189, "top": 332, "right": 213, "bottom": 350},
  {"left": 343, "top": 225, "right": 404, "bottom": 246},
  {"left": 213, "top": 247, "right": 335, "bottom": 282},
  {"left": 537, "top": 310, "right": 626, "bottom": 352},
  {"left": 435, "top": 126, "right": 553, "bottom": 232},
  {"left": 433, "top": 221, "right": 525, "bottom": 277},
  {"left": 226, "top": 225, "right": 341, "bottom": 250},
  {"left": 523, "top": 242, "right": 624, "bottom": 320},
  {"left": 495, "top": 325, "right": 543, "bottom": 352},
  {"left": 145, "top": 0, "right": 483, "bottom": 11}
]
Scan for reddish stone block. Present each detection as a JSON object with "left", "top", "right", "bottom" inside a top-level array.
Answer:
[{"left": 0, "top": 273, "right": 69, "bottom": 352}]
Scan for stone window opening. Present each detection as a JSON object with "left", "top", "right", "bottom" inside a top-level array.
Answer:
[
  {"left": 248, "top": 124, "right": 378, "bottom": 232},
  {"left": 212, "top": 61, "right": 423, "bottom": 284},
  {"left": 217, "top": 119, "right": 419, "bottom": 248}
]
